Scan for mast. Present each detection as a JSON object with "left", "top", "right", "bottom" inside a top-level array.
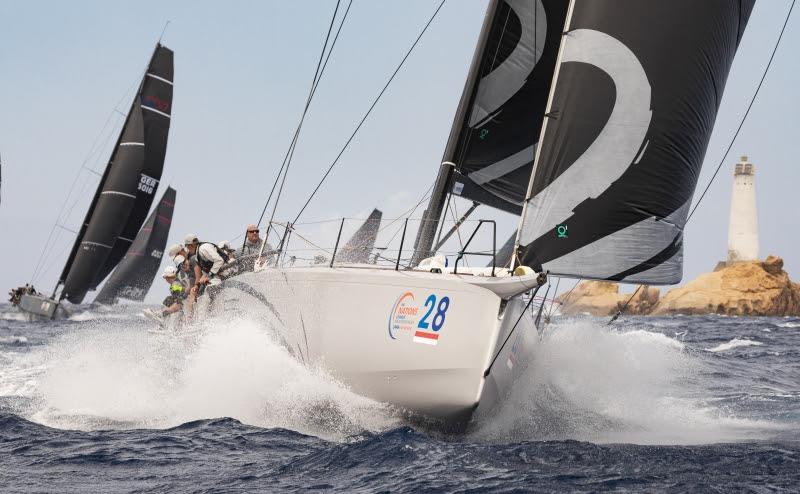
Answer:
[{"left": 411, "top": 0, "right": 501, "bottom": 265}]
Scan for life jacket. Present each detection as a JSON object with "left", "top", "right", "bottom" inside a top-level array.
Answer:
[{"left": 195, "top": 242, "right": 230, "bottom": 273}]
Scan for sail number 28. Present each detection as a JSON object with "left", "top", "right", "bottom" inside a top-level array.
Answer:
[{"left": 418, "top": 294, "right": 450, "bottom": 332}]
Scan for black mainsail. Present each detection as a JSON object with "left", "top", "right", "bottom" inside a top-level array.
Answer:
[
  {"left": 59, "top": 44, "right": 174, "bottom": 303},
  {"left": 414, "top": 0, "right": 568, "bottom": 262},
  {"left": 515, "top": 0, "right": 755, "bottom": 284},
  {"left": 92, "top": 47, "right": 174, "bottom": 289},
  {"left": 447, "top": 0, "right": 569, "bottom": 215},
  {"left": 95, "top": 186, "right": 176, "bottom": 304}
]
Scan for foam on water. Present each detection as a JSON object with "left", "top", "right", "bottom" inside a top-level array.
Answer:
[
  {"left": 1, "top": 307, "right": 788, "bottom": 446},
  {"left": 19, "top": 314, "right": 399, "bottom": 441},
  {"left": 706, "top": 338, "right": 764, "bottom": 353},
  {"left": 471, "top": 321, "right": 776, "bottom": 445}
]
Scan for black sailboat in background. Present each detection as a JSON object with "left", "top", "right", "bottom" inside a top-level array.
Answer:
[
  {"left": 94, "top": 187, "right": 176, "bottom": 304},
  {"left": 11, "top": 43, "right": 174, "bottom": 318}
]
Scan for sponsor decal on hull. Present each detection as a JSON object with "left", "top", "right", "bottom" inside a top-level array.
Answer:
[{"left": 388, "top": 291, "right": 451, "bottom": 346}]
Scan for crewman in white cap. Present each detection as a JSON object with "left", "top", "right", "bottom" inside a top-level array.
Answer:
[{"left": 184, "top": 233, "right": 234, "bottom": 288}]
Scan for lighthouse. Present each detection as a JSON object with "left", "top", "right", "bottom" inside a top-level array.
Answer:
[{"left": 727, "top": 155, "right": 759, "bottom": 263}]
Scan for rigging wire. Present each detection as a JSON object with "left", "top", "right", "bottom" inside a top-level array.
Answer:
[
  {"left": 545, "top": 276, "right": 561, "bottom": 320},
  {"left": 291, "top": 0, "right": 448, "bottom": 225},
  {"left": 687, "top": 0, "right": 795, "bottom": 223},
  {"left": 29, "top": 50, "right": 147, "bottom": 286},
  {"left": 609, "top": 0, "right": 795, "bottom": 325},
  {"left": 30, "top": 111, "right": 127, "bottom": 283},
  {"left": 484, "top": 276, "right": 546, "bottom": 377},
  {"left": 607, "top": 284, "right": 644, "bottom": 325},
  {"left": 255, "top": 0, "right": 351, "bottom": 229}
]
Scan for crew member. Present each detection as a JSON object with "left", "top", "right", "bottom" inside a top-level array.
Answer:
[
  {"left": 184, "top": 233, "right": 235, "bottom": 288},
  {"left": 240, "top": 224, "right": 265, "bottom": 256},
  {"left": 218, "top": 240, "right": 237, "bottom": 261},
  {"left": 239, "top": 224, "right": 274, "bottom": 270},
  {"left": 160, "top": 266, "right": 187, "bottom": 318}
]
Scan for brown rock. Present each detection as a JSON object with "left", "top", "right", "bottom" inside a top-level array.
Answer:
[
  {"left": 652, "top": 255, "right": 800, "bottom": 316},
  {"left": 556, "top": 281, "right": 659, "bottom": 316},
  {"left": 763, "top": 255, "right": 783, "bottom": 275}
]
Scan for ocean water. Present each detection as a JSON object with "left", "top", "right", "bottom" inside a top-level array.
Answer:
[{"left": 1, "top": 303, "right": 798, "bottom": 492}]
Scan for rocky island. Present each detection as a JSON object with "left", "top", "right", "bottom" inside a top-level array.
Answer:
[{"left": 558, "top": 255, "right": 800, "bottom": 317}]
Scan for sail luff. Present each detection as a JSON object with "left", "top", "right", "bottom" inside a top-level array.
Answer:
[
  {"left": 57, "top": 105, "right": 139, "bottom": 288},
  {"left": 511, "top": 0, "right": 576, "bottom": 269},
  {"left": 412, "top": 0, "right": 501, "bottom": 264}
]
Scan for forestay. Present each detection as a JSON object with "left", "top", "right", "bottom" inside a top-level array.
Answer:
[{"left": 516, "top": 0, "right": 755, "bottom": 284}]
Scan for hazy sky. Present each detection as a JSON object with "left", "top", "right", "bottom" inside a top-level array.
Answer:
[{"left": 1, "top": 1, "right": 798, "bottom": 303}]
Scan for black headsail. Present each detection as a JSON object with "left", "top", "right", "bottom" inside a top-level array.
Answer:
[
  {"left": 413, "top": 0, "right": 568, "bottom": 262},
  {"left": 95, "top": 186, "right": 176, "bottom": 304},
  {"left": 516, "top": 0, "right": 755, "bottom": 284},
  {"left": 59, "top": 44, "right": 174, "bottom": 303}
]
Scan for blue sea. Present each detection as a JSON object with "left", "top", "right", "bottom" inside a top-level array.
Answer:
[{"left": 1, "top": 303, "right": 798, "bottom": 492}]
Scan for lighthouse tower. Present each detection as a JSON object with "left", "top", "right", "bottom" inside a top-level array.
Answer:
[{"left": 727, "top": 155, "right": 759, "bottom": 263}]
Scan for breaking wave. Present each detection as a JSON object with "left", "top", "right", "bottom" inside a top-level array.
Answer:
[
  {"left": 19, "top": 314, "right": 400, "bottom": 441},
  {"left": 706, "top": 338, "right": 764, "bottom": 353},
  {"left": 471, "top": 321, "right": 777, "bottom": 445}
]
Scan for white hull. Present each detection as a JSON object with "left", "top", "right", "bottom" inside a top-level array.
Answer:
[{"left": 211, "top": 266, "right": 536, "bottom": 427}]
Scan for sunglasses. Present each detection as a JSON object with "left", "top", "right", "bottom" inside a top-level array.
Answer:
[{"left": 247, "top": 230, "right": 259, "bottom": 234}]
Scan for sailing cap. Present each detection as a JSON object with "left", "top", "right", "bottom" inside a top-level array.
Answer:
[
  {"left": 167, "top": 243, "right": 183, "bottom": 258},
  {"left": 184, "top": 233, "right": 199, "bottom": 245},
  {"left": 162, "top": 266, "right": 178, "bottom": 278},
  {"left": 173, "top": 255, "right": 186, "bottom": 265}
]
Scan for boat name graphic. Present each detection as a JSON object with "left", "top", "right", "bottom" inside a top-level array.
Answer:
[
  {"left": 388, "top": 291, "right": 451, "bottom": 346},
  {"left": 138, "top": 174, "right": 158, "bottom": 195}
]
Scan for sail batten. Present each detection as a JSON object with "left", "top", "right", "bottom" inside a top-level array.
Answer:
[
  {"left": 515, "top": 0, "right": 755, "bottom": 285},
  {"left": 95, "top": 187, "right": 176, "bottom": 304}
]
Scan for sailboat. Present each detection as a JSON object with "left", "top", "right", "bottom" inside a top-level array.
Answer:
[
  {"left": 94, "top": 187, "right": 176, "bottom": 304},
  {"left": 12, "top": 43, "right": 174, "bottom": 319},
  {"left": 214, "top": 0, "right": 755, "bottom": 427},
  {"left": 337, "top": 208, "right": 383, "bottom": 264}
]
